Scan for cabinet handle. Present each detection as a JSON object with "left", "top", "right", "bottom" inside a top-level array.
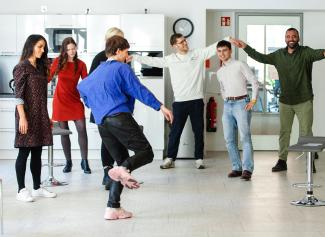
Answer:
[
  {"left": 0, "top": 51, "right": 16, "bottom": 55},
  {"left": 58, "top": 24, "right": 73, "bottom": 27},
  {"left": 0, "top": 129, "right": 15, "bottom": 133},
  {"left": 0, "top": 109, "right": 14, "bottom": 112}
]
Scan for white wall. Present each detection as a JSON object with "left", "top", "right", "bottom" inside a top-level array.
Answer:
[
  {"left": 304, "top": 12, "right": 325, "bottom": 136},
  {"left": 2, "top": 0, "right": 325, "bottom": 151},
  {"left": 3, "top": 0, "right": 325, "bottom": 51}
]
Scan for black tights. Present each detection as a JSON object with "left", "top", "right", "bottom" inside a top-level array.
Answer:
[
  {"left": 59, "top": 119, "right": 88, "bottom": 161},
  {"left": 15, "top": 146, "right": 42, "bottom": 192}
]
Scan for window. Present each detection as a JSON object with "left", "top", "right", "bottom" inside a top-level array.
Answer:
[{"left": 236, "top": 13, "right": 303, "bottom": 113}]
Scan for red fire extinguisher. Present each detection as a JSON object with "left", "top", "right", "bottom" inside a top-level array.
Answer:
[{"left": 206, "top": 97, "right": 217, "bottom": 132}]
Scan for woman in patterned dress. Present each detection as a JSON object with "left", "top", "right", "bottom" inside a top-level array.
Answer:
[
  {"left": 48, "top": 37, "right": 91, "bottom": 174},
  {"left": 14, "top": 34, "right": 57, "bottom": 202}
]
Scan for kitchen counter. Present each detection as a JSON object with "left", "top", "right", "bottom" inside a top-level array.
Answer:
[{"left": 0, "top": 94, "right": 15, "bottom": 98}]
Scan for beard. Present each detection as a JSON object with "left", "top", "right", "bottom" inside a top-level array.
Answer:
[{"left": 287, "top": 41, "right": 299, "bottom": 49}]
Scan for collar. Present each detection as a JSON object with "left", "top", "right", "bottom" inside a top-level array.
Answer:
[
  {"left": 283, "top": 45, "right": 301, "bottom": 55},
  {"left": 222, "top": 58, "right": 233, "bottom": 66}
]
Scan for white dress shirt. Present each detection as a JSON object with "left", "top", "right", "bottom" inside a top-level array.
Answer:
[{"left": 217, "top": 58, "right": 259, "bottom": 100}]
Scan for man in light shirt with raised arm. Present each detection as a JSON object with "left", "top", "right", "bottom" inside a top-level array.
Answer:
[
  {"left": 131, "top": 33, "right": 227, "bottom": 169},
  {"left": 216, "top": 40, "right": 259, "bottom": 181}
]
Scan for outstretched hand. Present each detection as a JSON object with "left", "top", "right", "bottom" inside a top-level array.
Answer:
[
  {"left": 160, "top": 105, "right": 174, "bottom": 124},
  {"left": 229, "top": 37, "right": 247, "bottom": 49}
]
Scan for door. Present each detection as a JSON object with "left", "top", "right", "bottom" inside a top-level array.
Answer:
[{"left": 236, "top": 13, "right": 302, "bottom": 149}]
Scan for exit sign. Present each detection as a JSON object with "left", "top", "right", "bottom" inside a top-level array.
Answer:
[{"left": 221, "top": 17, "right": 230, "bottom": 26}]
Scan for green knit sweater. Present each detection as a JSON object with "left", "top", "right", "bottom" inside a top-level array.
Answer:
[{"left": 244, "top": 45, "right": 324, "bottom": 105}]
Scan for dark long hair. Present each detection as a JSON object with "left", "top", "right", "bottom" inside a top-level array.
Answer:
[
  {"left": 56, "top": 37, "right": 79, "bottom": 74},
  {"left": 20, "top": 34, "right": 49, "bottom": 76}
]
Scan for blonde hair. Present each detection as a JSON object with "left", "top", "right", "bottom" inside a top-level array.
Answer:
[{"left": 105, "top": 27, "right": 124, "bottom": 41}]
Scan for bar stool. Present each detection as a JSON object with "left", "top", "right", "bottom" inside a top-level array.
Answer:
[
  {"left": 42, "top": 122, "right": 72, "bottom": 187},
  {"left": 0, "top": 178, "right": 3, "bottom": 235},
  {"left": 288, "top": 136, "right": 325, "bottom": 206}
]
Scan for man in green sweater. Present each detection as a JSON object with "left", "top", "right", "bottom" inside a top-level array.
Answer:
[{"left": 231, "top": 28, "right": 325, "bottom": 172}]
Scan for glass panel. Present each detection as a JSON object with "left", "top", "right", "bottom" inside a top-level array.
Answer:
[
  {"left": 265, "top": 25, "right": 290, "bottom": 113},
  {"left": 237, "top": 14, "right": 301, "bottom": 114},
  {"left": 246, "top": 25, "right": 264, "bottom": 112}
]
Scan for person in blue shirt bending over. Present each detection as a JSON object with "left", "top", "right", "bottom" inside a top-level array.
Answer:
[{"left": 77, "top": 35, "right": 173, "bottom": 220}]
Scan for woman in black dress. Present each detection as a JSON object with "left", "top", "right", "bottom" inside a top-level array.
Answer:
[{"left": 14, "top": 34, "right": 56, "bottom": 202}]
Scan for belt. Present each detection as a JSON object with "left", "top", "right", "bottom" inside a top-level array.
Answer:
[{"left": 226, "top": 95, "right": 248, "bottom": 101}]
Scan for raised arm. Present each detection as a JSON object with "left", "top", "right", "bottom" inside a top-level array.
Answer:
[
  {"left": 132, "top": 54, "right": 169, "bottom": 68},
  {"left": 230, "top": 38, "right": 276, "bottom": 65},
  {"left": 304, "top": 46, "right": 325, "bottom": 62}
]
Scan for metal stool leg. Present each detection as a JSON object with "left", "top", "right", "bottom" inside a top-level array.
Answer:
[
  {"left": 291, "top": 152, "right": 325, "bottom": 206},
  {"left": 41, "top": 146, "right": 68, "bottom": 187},
  {"left": 1, "top": 178, "right": 3, "bottom": 235}
]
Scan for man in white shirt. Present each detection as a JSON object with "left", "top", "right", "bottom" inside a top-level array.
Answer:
[
  {"left": 132, "top": 33, "right": 221, "bottom": 169},
  {"left": 216, "top": 40, "right": 259, "bottom": 180}
]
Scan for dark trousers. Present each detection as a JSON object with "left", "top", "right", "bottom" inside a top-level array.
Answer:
[
  {"left": 98, "top": 113, "right": 154, "bottom": 208},
  {"left": 91, "top": 112, "right": 115, "bottom": 171},
  {"left": 101, "top": 141, "right": 114, "bottom": 169},
  {"left": 15, "top": 146, "right": 43, "bottom": 192},
  {"left": 167, "top": 99, "right": 204, "bottom": 160}
]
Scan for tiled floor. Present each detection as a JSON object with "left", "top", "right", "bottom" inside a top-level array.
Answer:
[{"left": 1, "top": 151, "right": 325, "bottom": 237}]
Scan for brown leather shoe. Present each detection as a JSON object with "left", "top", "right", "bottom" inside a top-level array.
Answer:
[
  {"left": 241, "top": 170, "right": 252, "bottom": 181},
  {"left": 228, "top": 170, "right": 242, "bottom": 178}
]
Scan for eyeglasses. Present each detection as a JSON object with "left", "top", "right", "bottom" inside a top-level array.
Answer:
[{"left": 176, "top": 38, "right": 187, "bottom": 45}]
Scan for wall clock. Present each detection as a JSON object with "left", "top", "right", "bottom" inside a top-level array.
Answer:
[{"left": 173, "top": 18, "right": 194, "bottom": 38}]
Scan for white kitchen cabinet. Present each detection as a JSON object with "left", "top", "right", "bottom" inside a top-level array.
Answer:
[
  {"left": 0, "top": 15, "right": 17, "bottom": 55},
  {"left": 0, "top": 129, "right": 15, "bottom": 149},
  {"left": 0, "top": 99, "right": 16, "bottom": 149},
  {"left": 44, "top": 15, "right": 86, "bottom": 28},
  {"left": 16, "top": 15, "right": 45, "bottom": 54},
  {"left": 133, "top": 78, "right": 165, "bottom": 152},
  {"left": 87, "top": 15, "right": 120, "bottom": 53},
  {"left": 120, "top": 14, "right": 164, "bottom": 51}
]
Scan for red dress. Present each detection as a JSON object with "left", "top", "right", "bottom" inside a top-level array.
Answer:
[{"left": 49, "top": 58, "right": 88, "bottom": 121}]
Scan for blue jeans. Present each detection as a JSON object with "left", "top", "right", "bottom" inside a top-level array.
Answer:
[{"left": 222, "top": 98, "right": 254, "bottom": 172}]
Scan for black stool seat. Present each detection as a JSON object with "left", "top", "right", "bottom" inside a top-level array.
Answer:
[{"left": 288, "top": 136, "right": 325, "bottom": 206}]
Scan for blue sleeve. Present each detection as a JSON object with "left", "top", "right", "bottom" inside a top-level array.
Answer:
[
  {"left": 77, "top": 79, "right": 90, "bottom": 108},
  {"left": 119, "top": 64, "right": 161, "bottom": 111}
]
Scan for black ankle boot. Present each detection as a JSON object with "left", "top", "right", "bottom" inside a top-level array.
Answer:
[
  {"left": 81, "top": 159, "right": 91, "bottom": 174},
  {"left": 63, "top": 160, "right": 72, "bottom": 173},
  {"left": 102, "top": 167, "right": 112, "bottom": 190},
  {"left": 271, "top": 159, "right": 287, "bottom": 172}
]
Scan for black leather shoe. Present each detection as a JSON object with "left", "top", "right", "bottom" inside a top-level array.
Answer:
[
  {"left": 313, "top": 160, "right": 317, "bottom": 173},
  {"left": 63, "top": 160, "right": 72, "bottom": 173},
  {"left": 272, "top": 159, "right": 287, "bottom": 172},
  {"left": 228, "top": 170, "right": 242, "bottom": 178},
  {"left": 240, "top": 170, "right": 252, "bottom": 181},
  {"left": 315, "top": 152, "right": 319, "bottom": 159},
  {"left": 81, "top": 159, "right": 91, "bottom": 174}
]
